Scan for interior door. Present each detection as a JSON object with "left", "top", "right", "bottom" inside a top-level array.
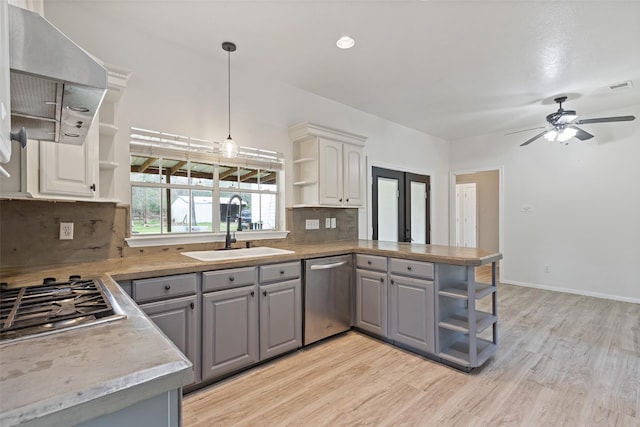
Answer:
[
  {"left": 372, "top": 167, "right": 430, "bottom": 243},
  {"left": 455, "top": 183, "right": 477, "bottom": 247}
]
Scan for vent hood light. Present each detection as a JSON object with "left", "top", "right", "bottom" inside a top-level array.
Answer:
[{"left": 336, "top": 36, "right": 355, "bottom": 49}]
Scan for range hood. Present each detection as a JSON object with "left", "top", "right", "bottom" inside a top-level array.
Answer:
[{"left": 9, "top": 5, "right": 107, "bottom": 146}]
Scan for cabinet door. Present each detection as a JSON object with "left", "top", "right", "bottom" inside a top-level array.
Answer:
[
  {"left": 318, "top": 138, "right": 343, "bottom": 206},
  {"left": 355, "top": 269, "right": 388, "bottom": 337},
  {"left": 389, "top": 274, "right": 434, "bottom": 354},
  {"left": 259, "top": 279, "right": 302, "bottom": 360},
  {"left": 343, "top": 144, "right": 364, "bottom": 206},
  {"left": 39, "top": 121, "right": 98, "bottom": 198},
  {"left": 141, "top": 295, "right": 200, "bottom": 384},
  {"left": 202, "top": 285, "right": 258, "bottom": 381}
]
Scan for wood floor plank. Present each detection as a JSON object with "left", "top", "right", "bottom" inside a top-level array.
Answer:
[{"left": 183, "top": 282, "right": 640, "bottom": 426}]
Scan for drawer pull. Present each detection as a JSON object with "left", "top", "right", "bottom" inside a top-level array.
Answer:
[
  {"left": 229, "top": 276, "right": 235, "bottom": 282},
  {"left": 164, "top": 284, "right": 171, "bottom": 290},
  {"left": 407, "top": 266, "right": 412, "bottom": 271},
  {"left": 250, "top": 290, "right": 255, "bottom": 297},
  {"left": 263, "top": 290, "right": 267, "bottom": 296},
  {"left": 190, "top": 302, "right": 195, "bottom": 309},
  {"left": 367, "top": 260, "right": 372, "bottom": 265},
  {"left": 391, "top": 280, "right": 395, "bottom": 285},
  {"left": 280, "top": 270, "right": 285, "bottom": 275},
  {"left": 380, "top": 277, "right": 384, "bottom": 283}
]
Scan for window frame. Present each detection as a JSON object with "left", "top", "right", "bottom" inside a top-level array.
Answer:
[{"left": 126, "top": 127, "right": 287, "bottom": 247}]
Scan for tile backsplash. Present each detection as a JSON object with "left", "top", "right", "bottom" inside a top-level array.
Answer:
[
  {"left": 0, "top": 200, "right": 128, "bottom": 268},
  {"left": 287, "top": 207, "right": 358, "bottom": 244}
]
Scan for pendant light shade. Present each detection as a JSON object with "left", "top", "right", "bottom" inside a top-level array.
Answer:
[{"left": 222, "top": 41, "right": 238, "bottom": 158}]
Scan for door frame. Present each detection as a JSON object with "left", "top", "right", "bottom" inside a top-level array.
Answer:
[
  {"left": 367, "top": 159, "right": 435, "bottom": 243},
  {"left": 449, "top": 166, "right": 504, "bottom": 277}
]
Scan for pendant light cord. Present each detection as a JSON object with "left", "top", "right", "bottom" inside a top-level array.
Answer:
[{"left": 227, "top": 48, "right": 231, "bottom": 139}]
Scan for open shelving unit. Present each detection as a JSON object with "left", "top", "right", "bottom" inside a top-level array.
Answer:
[
  {"left": 98, "top": 63, "right": 131, "bottom": 201},
  {"left": 436, "top": 262, "right": 498, "bottom": 370}
]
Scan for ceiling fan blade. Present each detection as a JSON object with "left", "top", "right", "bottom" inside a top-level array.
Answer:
[
  {"left": 568, "top": 126, "right": 594, "bottom": 141},
  {"left": 520, "top": 130, "right": 548, "bottom": 146},
  {"left": 576, "top": 115, "right": 636, "bottom": 124},
  {"left": 504, "top": 126, "right": 546, "bottom": 136}
]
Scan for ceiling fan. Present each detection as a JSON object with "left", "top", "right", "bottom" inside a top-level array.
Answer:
[{"left": 517, "top": 96, "right": 636, "bottom": 146}]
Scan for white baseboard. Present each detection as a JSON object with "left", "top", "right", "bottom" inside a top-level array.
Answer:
[{"left": 500, "top": 279, "right": 640, "bottom": 305}]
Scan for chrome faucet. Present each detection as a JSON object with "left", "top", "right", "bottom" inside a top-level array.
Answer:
[{"left": 225, "top": 194, "right": 243, "bottom": 249}]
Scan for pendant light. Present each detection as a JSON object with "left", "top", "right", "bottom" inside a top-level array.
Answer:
[{"left": 221, "top": 41, "right": 238, "bottom": 158}]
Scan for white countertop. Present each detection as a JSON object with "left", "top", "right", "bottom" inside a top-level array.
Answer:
[{"left": 0, "top": 276, "right": 193, "bottom": 427}]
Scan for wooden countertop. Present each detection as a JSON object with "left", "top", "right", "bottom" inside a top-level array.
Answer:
[{"left": 1, "top": 240, "right": 501, "bottom": 287}]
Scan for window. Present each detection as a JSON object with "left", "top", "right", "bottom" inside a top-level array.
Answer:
[{"left": 129, "top": 127, "right": 283, "bottom": 237}]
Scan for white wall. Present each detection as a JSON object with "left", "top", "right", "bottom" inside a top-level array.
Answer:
[
  {"left": 451, "top": 104, "right": 640, "bottom": 302},
  {"left": 43, "top": 2, "right": 450, "bottom": 244}
]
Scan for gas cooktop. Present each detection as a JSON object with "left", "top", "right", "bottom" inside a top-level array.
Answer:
[{"left": 0, "top": 276, "right": 126, "bottom": 342}]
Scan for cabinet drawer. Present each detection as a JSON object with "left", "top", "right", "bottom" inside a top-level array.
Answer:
[
  {"left": 203, "top": 267, "right": 257, "bottom": 292},
  {"left": 260, "top": 262, "right": 301, "bottom": 283},
  {"left": 133, "top": 273, "right": 197, "bottom": 303},
  {"left": 355, "top": 254, "right": 387, "bottom": 272},
  {"left": 389, "top": 258, "right": 434, "bottom": 279}
]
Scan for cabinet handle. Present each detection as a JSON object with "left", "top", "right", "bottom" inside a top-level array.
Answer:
[
  {"left": 280, "top": 270, "right": 285, "bottom": 275},
  {"left": 407, "top": 266, "right": 412, "bottom": 271},
  {"left": 190, "top": 302, "right": 194, "bottom": 309},
  {"left": 367, "top": 260, "right": 372, "bottom": 265},
  {"left": 229, "top": 276, "right": 235, "bottom": 282},
  {"left": 164, "top": 284, "right": 171, "bottom": 290},
  {"left": 90, "top": 183, "right": 96, "bottom": 192},
  {"left": 339, "top": 198, "right": 343, "bottom": 202},
  {"left": 391, "top": 280, "right": 395, "bottom": 285},
  {"left": 250, "top": 290, "right": 255, "bottom": 297},
  {"left": 380, "top": 277, "right": 384, "bottom": 283},
  {"left": 263, "top": 290, "right": 267, "bottom": 296},
  {"left": 346, "top": 198, "right": 349, "bottom": 202}
]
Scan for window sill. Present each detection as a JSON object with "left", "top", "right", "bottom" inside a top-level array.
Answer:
[{"left": 125, "top": 230, "right": 289, "bottom": 248}]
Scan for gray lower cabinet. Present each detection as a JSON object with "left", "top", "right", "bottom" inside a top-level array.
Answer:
[
  {"left": 202, "top": 284, "right": 259, "bottom": 381},
  {"left": 389, "top": 274, "right": 434, "bottom": 353},
  {"left": 133, "top": 273, "right": 200, "bottom": 384},
  {"left": 140, "top": 295, "right": 200, "bottom": 384},
  {"left": 355, "top": 268, "right": 388, "bottom": 338},
  {"left": 259, "top": 278, "right": 302, "bottom": 360}
]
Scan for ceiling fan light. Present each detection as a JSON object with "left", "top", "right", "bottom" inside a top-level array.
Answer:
[
  {"left": 558, "top": 127, "right": 577, "bottom": 142},
  {"left": 221, "top": 136, "right": 238, "bottom": 158},
  {"left": 544, "top": 130, "right": 558, "bottom": 141}
]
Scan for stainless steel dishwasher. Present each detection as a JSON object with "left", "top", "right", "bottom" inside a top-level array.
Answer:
[{"left": 303, "top": 255, "right": 352, "bottom": 345}]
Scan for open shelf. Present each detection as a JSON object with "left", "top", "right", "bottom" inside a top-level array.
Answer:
[
  {"left": 293, "top": 180, "right": 317, "bottom": 186},
  {"left": 438, "top": 310, "right": 497, "bottom": 334},
  {"left": 439, "top": 282, "right": 496, "bottom": 300},
  {"left": 99, "top": 122, "right": 119, "bottom": 137},
  {"left": 292, "top": 157, "right": 315, "bottom": 164},
  {"left": 438, "top": 336, "right": 497, "bottom": 367}
]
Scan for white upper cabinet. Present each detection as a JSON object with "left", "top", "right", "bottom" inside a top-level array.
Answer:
[{"left": 289, "top": 123, "right": 367, "bottom": 207}]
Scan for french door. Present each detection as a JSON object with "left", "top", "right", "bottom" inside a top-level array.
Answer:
[{"left": 372, "top": 167, "right": 430, "bottom": 243}]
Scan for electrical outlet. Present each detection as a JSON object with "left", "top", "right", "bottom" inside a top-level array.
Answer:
[
  {"left": 305, "top": 219, "right": 319, "bottom": 230},
  {"left": 325, "top": 218, "right": 331, "bottom": 228},
  {"left": 331, "top": 218, "right": 337, "bottom": 229},
  {"left": 60, "top": 222, "right": 74, "bottom": 240}
]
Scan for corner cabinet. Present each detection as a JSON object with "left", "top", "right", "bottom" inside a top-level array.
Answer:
[
  {"left": 289, "top": 122, "right": 366, "bottom": 207},
  {"left": 436, "top": 263, "right": 498, "bottom": 370}
]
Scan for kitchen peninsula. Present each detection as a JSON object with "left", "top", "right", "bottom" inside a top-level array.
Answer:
[{"left": 0, "top": 241, "right": 501, "bottom": 426}]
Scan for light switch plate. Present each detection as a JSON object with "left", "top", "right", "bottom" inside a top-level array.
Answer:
[{"left": 305, "top": 219, "right": 319, "bottom": 230}]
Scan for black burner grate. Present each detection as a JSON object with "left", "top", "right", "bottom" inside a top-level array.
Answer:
[{"left": 0, "top": 278, "right": 117, "bottom": 340}]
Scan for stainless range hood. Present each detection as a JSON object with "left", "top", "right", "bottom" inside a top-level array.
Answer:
[{"left": 9, "top": 5, "right": 107, "bottom": 145}]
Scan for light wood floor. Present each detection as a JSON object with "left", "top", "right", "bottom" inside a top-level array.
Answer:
[{"left": 183, "top": 268, "right": 639, "bottom": 427}]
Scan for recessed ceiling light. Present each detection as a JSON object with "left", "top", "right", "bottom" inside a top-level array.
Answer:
[{"left": 336, "top": 36, "right": 355, "bottom": 49}]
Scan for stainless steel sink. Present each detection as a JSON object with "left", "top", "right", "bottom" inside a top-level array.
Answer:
[{"left": 181, "top": 247, "right": 295, "bottom": 262}]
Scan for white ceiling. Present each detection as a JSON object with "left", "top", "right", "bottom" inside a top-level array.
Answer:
[{"left": 60, "top": 0, "right": 640, "bottom": 141}]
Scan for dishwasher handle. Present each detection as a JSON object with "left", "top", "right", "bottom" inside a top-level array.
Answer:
[{"left": 309, "top": 261, "right": 347, "bottom": 271}]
